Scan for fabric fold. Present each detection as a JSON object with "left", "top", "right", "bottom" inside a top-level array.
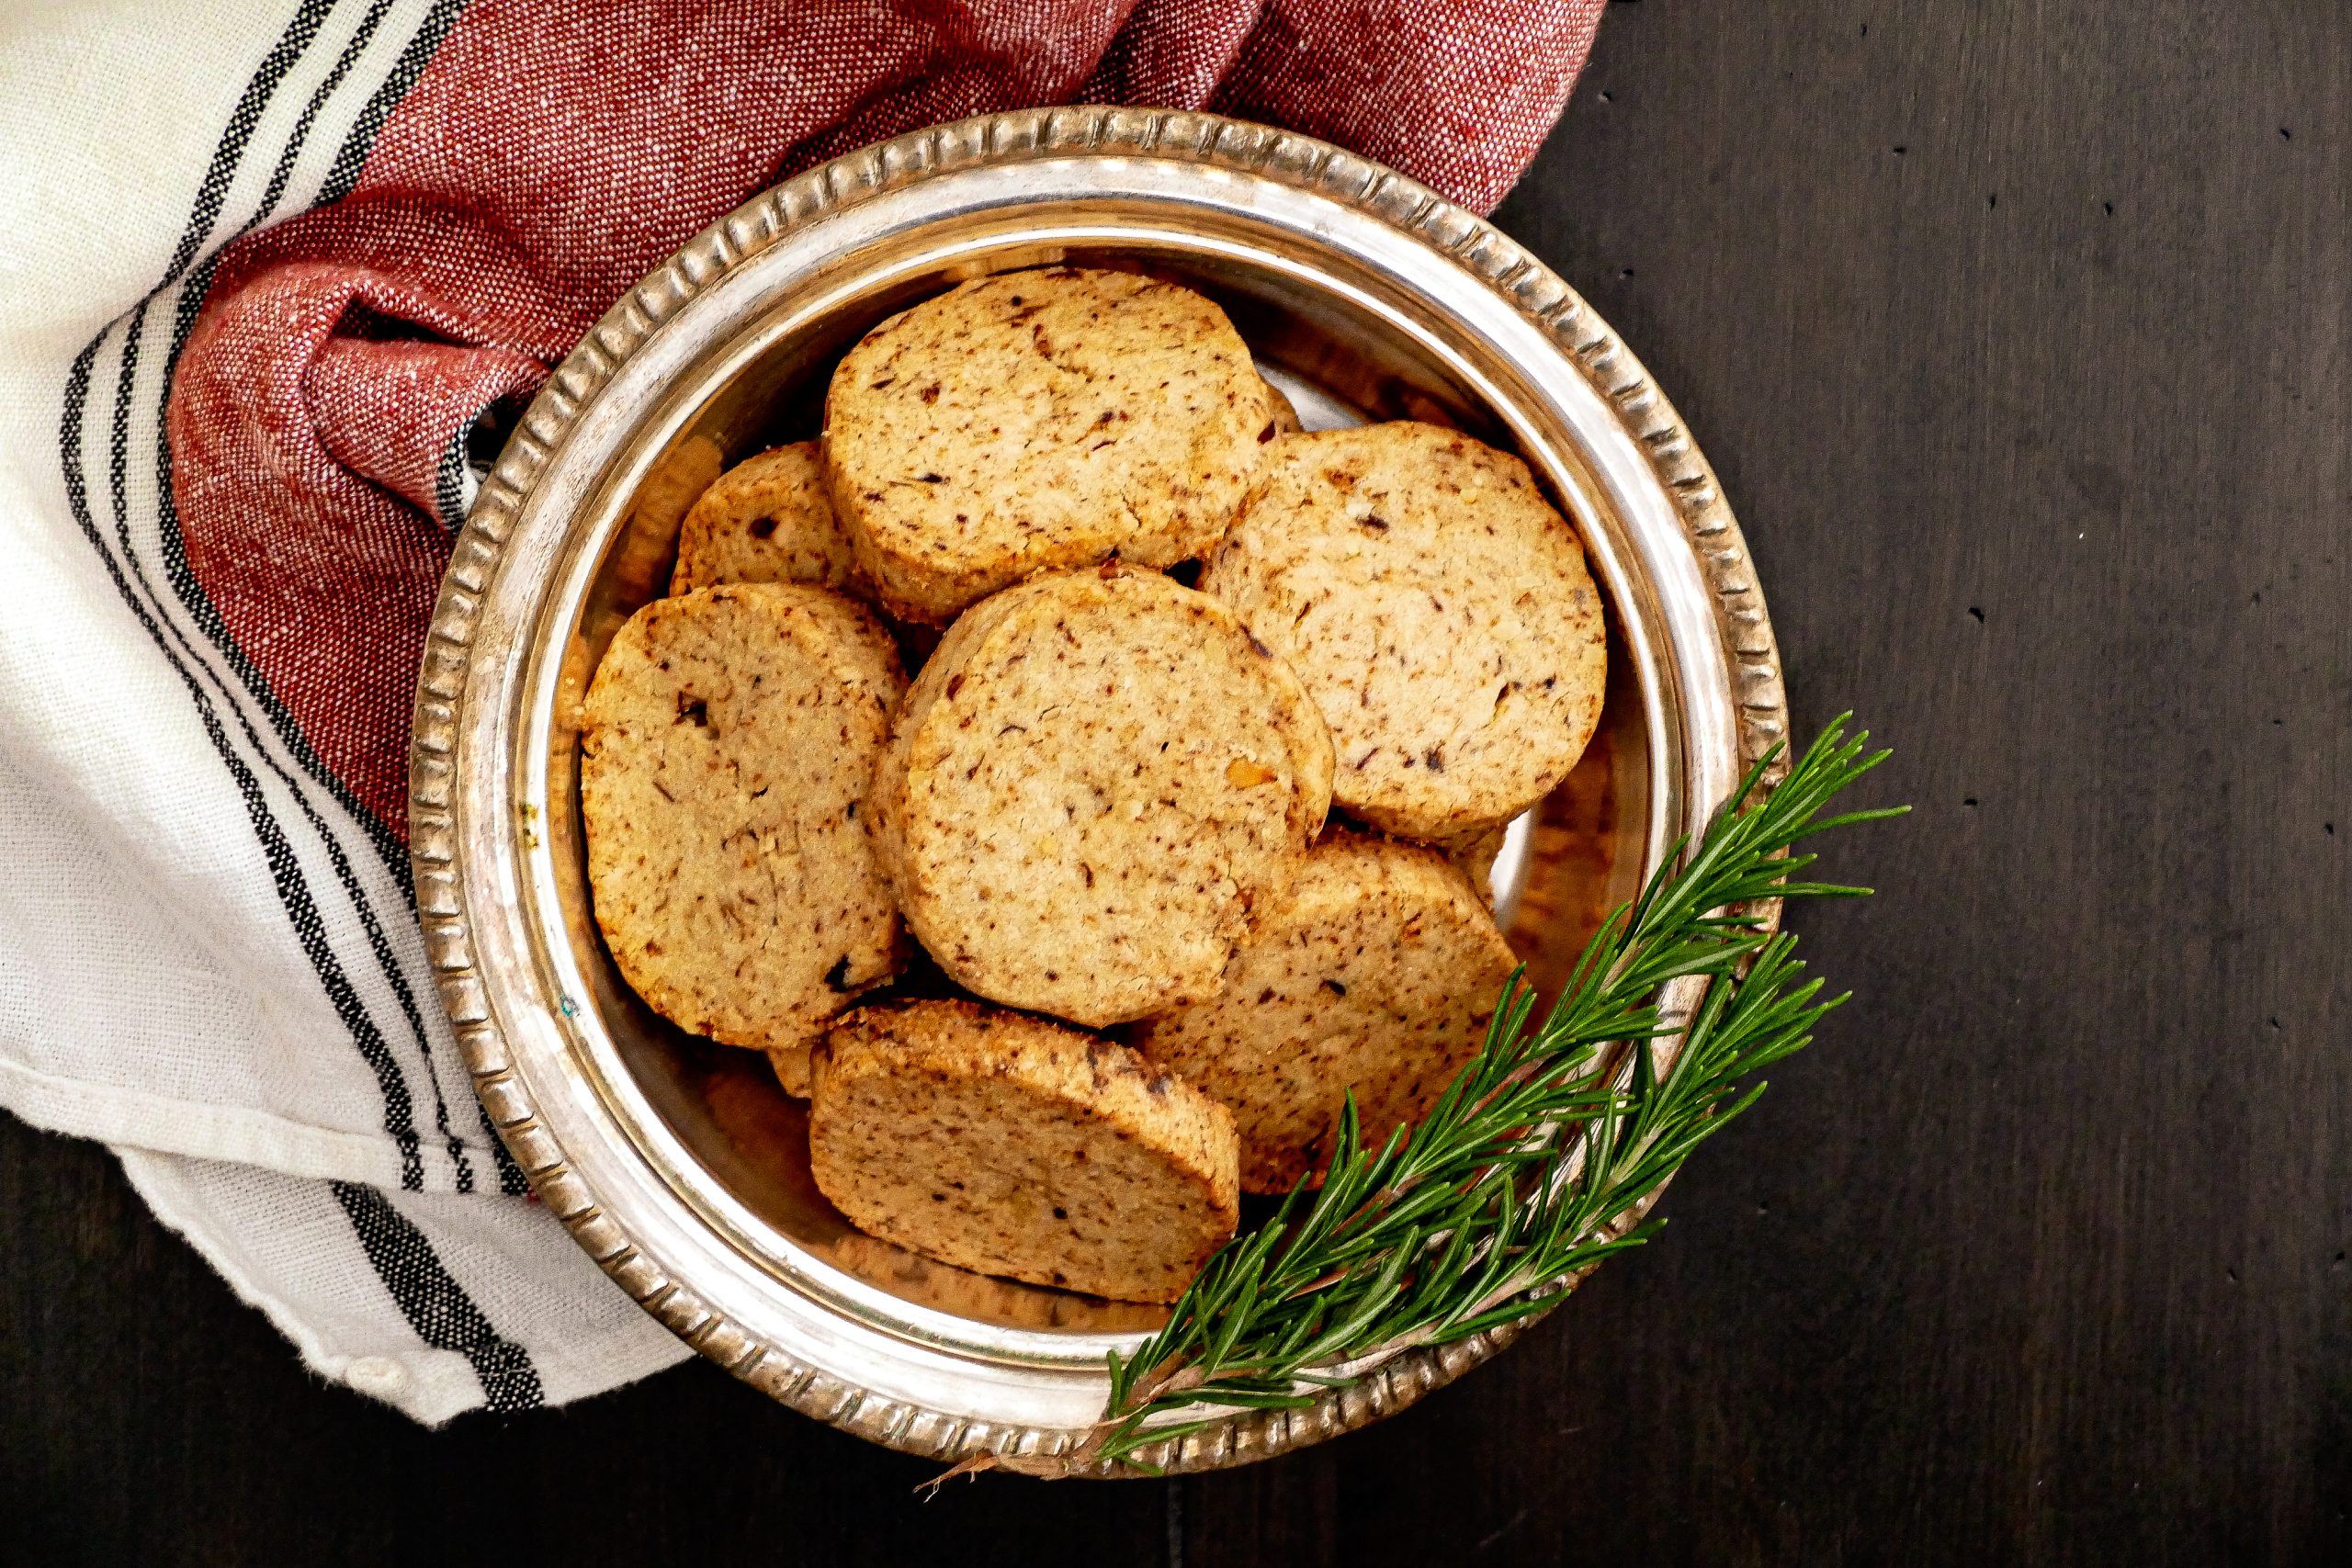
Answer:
[{"left": 117, "top": 1147, "right": 692, "bottom": 1423}]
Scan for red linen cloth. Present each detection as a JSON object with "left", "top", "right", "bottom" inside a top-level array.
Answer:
[{"left": 171, "top": 0, "right": 1606, "bottom": 840}]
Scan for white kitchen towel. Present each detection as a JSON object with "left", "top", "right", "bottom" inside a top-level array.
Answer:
[{"left": 0, "top": 0, "right": 696, "bottom": 1422}]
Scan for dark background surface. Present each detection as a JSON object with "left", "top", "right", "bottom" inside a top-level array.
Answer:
[{"left": 5, "top": 2, "right": 2347, "bottom": 1562}]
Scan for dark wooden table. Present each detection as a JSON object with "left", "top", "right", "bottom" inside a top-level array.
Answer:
[{"left": 6, "top": 3, "right": 2347, "bottom": 1562}]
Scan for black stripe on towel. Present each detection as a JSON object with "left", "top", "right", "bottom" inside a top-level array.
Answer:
[
  {"left": 320, "top": 0, "right": 468, "bottom": 205},
  {"left": 333, "top": 1180, "right": 545, "bottom": 1413}
]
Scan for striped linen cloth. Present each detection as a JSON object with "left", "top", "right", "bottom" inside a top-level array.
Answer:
[{"left": 0, "top": 0, "right": 1602, "bottom": 1423}]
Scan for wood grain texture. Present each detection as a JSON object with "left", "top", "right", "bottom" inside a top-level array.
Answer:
[{"left": 4, "top": 1, "right": 2347, "bottom": 1562}]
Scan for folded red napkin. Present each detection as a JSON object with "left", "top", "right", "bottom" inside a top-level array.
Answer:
[{"left": 5, "top": 0, "right": 1600, "bottom": 1422}]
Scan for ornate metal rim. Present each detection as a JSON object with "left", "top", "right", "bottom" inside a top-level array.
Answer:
[{"left": 408, "top": 107, "right": 1787, "bottom": 1475}]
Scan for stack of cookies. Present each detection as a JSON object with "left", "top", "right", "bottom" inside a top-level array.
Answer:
[{"left": 579, "top": 267, "right": 1608, "bottom": 1303}]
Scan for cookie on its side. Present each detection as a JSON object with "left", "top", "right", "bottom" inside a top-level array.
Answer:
[
  {"left": 1446, "top": 821, "right": 1511, "bottom": 904},
  {"left": 868, "top": 567, "right": 1333, "bottom": 1027},
  {"left": 1201, "top": 422, "right": 1608, "bottom": 843},
  {"left": 1260, "top": 375, "right": 1304, "bottom": 436},
  {"left": 808, "top": 999, "right": 1240, "bottom": 1303},
  {"left": 764, "top": 1045, "right": 817, "bottom": 1099},
  {"left": 823, "top": 266, "right": 1272, "bottom": 624},
  {"left": 668, "top": 442, "right": 863, "bottom": 597},
  {"left": 1133, "top": 831, "right": 1520, "bottom": 1193},
  {"left": 582, "top": 584, "right": 906, "bottom": 1072}
]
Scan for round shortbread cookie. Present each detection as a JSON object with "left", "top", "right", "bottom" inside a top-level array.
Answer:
[
  {"left": 1200, "top": 422, "right": 1608, "bottom": 842},
  {"left": 809, "top": 999, "right": 1239, "bottom": 1303},
  {"left": 667, "top": 442, "right": 863, "bottom": 597},
  {"left": 582, "top": 583, "right": 907, "bottom": 1058},
  {"left": 867, "top": 567, "right": 1335, "bottom": 1028},
  {"left": 1133, "top": 831, "right": 1519, "bottom": 1192},
  {"left": 822, "top": 266, "right": 1273, "bottom": 624}
]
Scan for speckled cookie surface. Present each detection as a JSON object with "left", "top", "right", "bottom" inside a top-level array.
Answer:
[
  {"left": 581, "top": 583, "right": 907, "bottom": 1055},
  {"left": 808, "top": 999, "right": 1239, "bottom": 1303},
  {"left": 867, "top": 567, "right": 1335, "bottom": 1028},
  {"left": 1132, "top": 830, "right": 1520, "bottom": 1192},
  {"left": 822, "top": 266, "right": 1273, "bottom": 624},
  {"left": 667, "top": 442, "right": 863, "bottom": 597},
  {"left": 1200, "top": 422, "right": 1608, "bottom": 842}
]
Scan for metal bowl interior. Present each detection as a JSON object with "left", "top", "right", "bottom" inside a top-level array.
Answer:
[
  {"left": 419, "top": 109, "right": 1772, "bottom": 1470},
  {"left": 534, "top": 248, "right": 1666, "bottom": 1348}
]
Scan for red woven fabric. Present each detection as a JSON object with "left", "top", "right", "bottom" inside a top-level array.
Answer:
[{"left": 171, "top": 0, "right": 1606, "bottom": 840}]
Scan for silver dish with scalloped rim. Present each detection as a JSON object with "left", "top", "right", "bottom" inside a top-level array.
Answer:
[{"left": 408, "top": 106, "right": 1787, "bottom": 1476}]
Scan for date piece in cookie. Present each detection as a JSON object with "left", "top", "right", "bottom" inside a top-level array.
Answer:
[
  {"left": 867, "top": 568, "right": 1334, "bottom": 1028},
  {"left": 1132, "top": 831, "right": 1520, "bottom": 1193},
  {"left": 808, "top": 999, "right": 1239, "bottom": 1303},
  {"left": 823, "top": 266, "right": 1272, "bottom": 624},
  {"left": 668, "top": 441, "right": 863, "bottom": 597},
  {"left": 1201, "top": 422, "right": 1607, "bottom": 842},
  {"left": 581, "top": 584, "right": 906, "bottom": 1069}
]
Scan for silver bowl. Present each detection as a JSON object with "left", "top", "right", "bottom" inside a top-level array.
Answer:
[{"left": 408, "top": 107, "right": 1786, "bottom": 1475}]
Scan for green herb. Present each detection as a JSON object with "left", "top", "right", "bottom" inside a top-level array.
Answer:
[{"left": 1089, "top": 716, "right": 1904, "bottom": 1472}]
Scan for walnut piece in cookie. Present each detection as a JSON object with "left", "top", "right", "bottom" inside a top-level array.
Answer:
[
  {"left": 1132, "top": 830, "right": 1520, "bottom": 1193},
  {"left": 822, "top": 266, "right": 1273, "bottom": 624},
  {"left": 808, "top": 999, "right": 1239, "bottom": 1303},
  {"left": 1201, "top": 422, "right": 1608, "bottom": 842},
  {"left": 580, "top": 583, "right": 906, "bottom": 1079},
  {"left": 866, "top": 567, "right": 1333, "bottom": 1028}
]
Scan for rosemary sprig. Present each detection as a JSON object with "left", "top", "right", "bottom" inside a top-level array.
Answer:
[{"left": 1090, "top": 716, "right": 1905, "bottom": 1471}]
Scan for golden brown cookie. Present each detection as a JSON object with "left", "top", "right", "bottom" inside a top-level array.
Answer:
[
  {"left": 667, "top": 442, "right": 862, "bottom": 597},
  {"left": 808, "top": 999, "right": 1239, "bottom": 1303},
  {"left": 1132, "top": 830, "right": 1520, "bottom": 1192},
  {"left": 581, "top": 584, "right": 906, "bottom": 1062},
  {"left": 1201, "top": 422, "right": 1607, "bottom": 842},
  {"left": 822, "top": 266, "right": 1273, "bottom": 624},
  {"left": 866, "top": 567, "right": 1334, "bottom": 1027}
]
